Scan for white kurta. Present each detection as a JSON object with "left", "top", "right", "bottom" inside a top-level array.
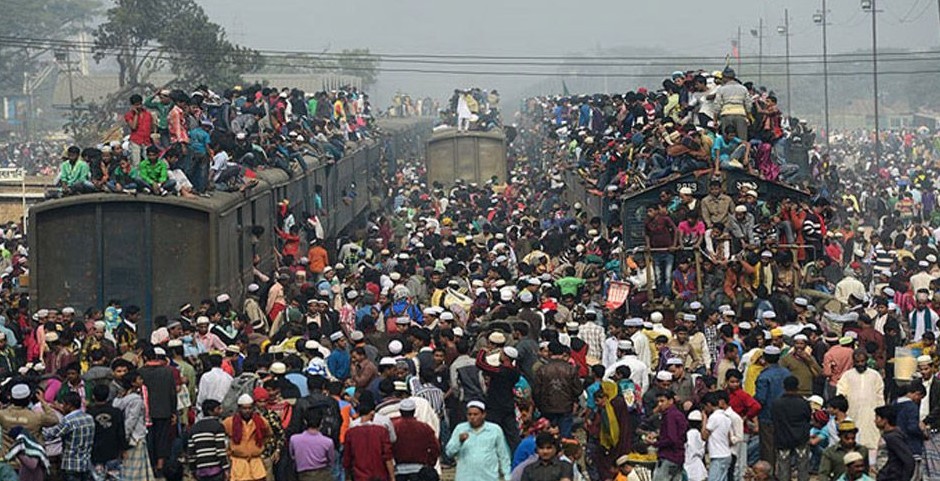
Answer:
[
  {"left": 631, "top": 330, "right": 652, "bottom": 369},
  {"left": 836, "top": 368, "right": 884, "bottom": 449}
]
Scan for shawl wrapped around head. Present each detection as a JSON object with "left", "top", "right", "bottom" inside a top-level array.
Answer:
[{"left": 598, "top": 380, "right": 620, "bottom": 450}]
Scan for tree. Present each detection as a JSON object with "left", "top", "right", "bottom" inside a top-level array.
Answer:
[
  {"left": 332, "top": 49, "right": 380, "bottom": 88},
  {"left": 0, "top": 0, "right": 99, "bottom": 93},
  {"left": 92, "top": 0, "right": 262, "bottom": 91}
]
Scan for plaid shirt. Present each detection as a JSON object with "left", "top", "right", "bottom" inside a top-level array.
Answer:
[
  {"left": 704, "top": 324, "right": 720, "bottom": 371},
  {"left": 577, "top": 322, "right": 607, "bottom": 361},
  {"left": 50, "top": 409, "right": 95, "bottom": 473}
]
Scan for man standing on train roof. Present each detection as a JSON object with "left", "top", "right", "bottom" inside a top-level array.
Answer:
[{"left": 714, "top": 67, "right": 752, "bottom": 142}]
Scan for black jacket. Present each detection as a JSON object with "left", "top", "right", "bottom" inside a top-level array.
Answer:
[
  {"left": 925, "top": 378, "right": 940, "bottom": 429},
  {"left": 771, "top": 393, "right": 811, "bottom": 449},
  {"left": 878, "top": 429, "right": 915, "bottom": 481}
]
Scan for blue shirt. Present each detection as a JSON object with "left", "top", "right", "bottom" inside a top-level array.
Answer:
[
  {"left": 754, "top": 363, "right": 792, "bottom": 422},
  {"left": 445, "top": 421, "right": 511, "bottom": 481},
  {"left": 286, "top": 372, "right": 309, "bottom": 397},
  {"left": 189, "top": 127, "right": 211, "bottom": 155},
  {"left": 0, "top": 317, "right": 17, "bottom": 348},
  {"left": 327, "top": 349, "right": 350, "bottom": 380},
  {"left": 712, "top": 136, "right": 743, "bottom": 161},
  {"left": 512, "top": 434, "right": 536, "bottom": 469}
]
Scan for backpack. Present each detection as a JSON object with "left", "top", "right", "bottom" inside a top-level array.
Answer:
[
  {"left": 308, "top": 396, "right": 342, "bottom": 445},
  {"left": 220, "top": 373, "right": 260, "bottom": 417},
  {"left": 455, "top": 364, "right": 486, "bottom": 403}
]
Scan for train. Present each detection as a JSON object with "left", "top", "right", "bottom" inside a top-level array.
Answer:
[
  {"left": 425, "top": 128, "right": 508, "bottom": 186},
  {"left": 29, "top": 115, "right": 809, "bottom": 328},
  {"left": 29, "top": 118, "right": 432, "bottom": 325}
]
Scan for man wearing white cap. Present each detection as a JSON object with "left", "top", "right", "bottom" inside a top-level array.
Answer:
[
  {"left": 918, "top": 356, "right": 940, "bottom": 429},
  {"left": 0, "top": 383, "right": 58, "bottom": 454},
  {"left": 445, "top": 401, "right": 511, "bottom": 481},
  {"left": 325, "top": 332, "right": 350, "bottom": 381},
  {"left": 244, "top": 284, "right": 266, "bottom": 334},
  {"left": 391, "top": 398, "right": 440, "bottom": 478},
  {"left": 623, "top": 318, "right": 652, "bottom": 369},
  {"left": 605, "top": 339, "right": 650, "bottom": 393},
  {"left": 81, "top": 321, "right": 117, "bottom": 368},
  {"left": 477, "top": 335, "right": 523, "bottom": 449},
  {"left": 754, "top": 345, "right": 791, "bottom": 467},
  {"left": 222, "top": 394, "right": 272, "bottom": 481},
  {"left": 911, "top": 260, "right": 935, "bottom": 295},
  {"left": 780, "top": 334, "right": 822, "bottom": 396}
]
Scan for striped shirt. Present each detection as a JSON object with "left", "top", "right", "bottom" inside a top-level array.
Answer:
[
  {"left": 414, "top": 383, "right": 445, "bottom": 419},
  {"left": 187, "top": 417, "right": 229, "bottom": 472}
]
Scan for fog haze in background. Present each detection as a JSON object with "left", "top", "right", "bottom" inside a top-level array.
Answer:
[{"left": 199, "top": 0, "right": 939, "bottom": 117}]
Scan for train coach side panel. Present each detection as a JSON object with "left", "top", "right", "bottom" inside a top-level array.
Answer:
[
  {"left": 33, "top": 204, "right": 100, "bottom": 311},
  {"left": 150, "top": 204, "right": 210, "bottom": 319}
]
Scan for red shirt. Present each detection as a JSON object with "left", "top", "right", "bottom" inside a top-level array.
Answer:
[
  {"left": 125, "top": 108, "right": 153, "bottom": 146},
  {"left": 391, "top": 417, "right": 440, "bottom": 466},
  {"left": 728, "top": 387, "right": 762, "bottom": 433},
  {"left": 343, "top": 423, "right": 391, "bottom": 481}
]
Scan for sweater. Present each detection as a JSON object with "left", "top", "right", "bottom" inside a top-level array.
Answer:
[{"left": 187, "top": 417, "right": 229, "bottom": 472}]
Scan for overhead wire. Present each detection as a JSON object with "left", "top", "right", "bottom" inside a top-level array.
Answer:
[
  {"left": 4, "top": 35, "right": 940, "bottom": 62},
  {"left": 2, "top": 35, "right": 939, "bottom": 79}
]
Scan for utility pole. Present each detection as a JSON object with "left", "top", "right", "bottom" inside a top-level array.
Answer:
[
  {"left": 737, "top": 26, "right": 742, "bottom": 74},
  {"left": 815, "top": 1, "right": 831, "bottom": 150},
  {"left": 862, "top": 0, "right": 881, "bottom": 166},
  {"left": 778, "top": 10, "right": 792, "bottom": 114},
  {"left": 758, "top": 18, "right": 764, "bottom": 84}
]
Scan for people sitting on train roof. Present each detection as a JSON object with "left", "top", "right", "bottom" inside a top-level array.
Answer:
[
  {"left": 535, "top": 67, "right": 812, "bottom": 202},
  {"left": 47, "top": 82, "right": 376, "bottom": 198}
]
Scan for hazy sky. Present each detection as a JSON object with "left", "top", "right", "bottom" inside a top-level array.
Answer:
[{"left": 198, "top": 0, "right": 940, "bottom": 107}]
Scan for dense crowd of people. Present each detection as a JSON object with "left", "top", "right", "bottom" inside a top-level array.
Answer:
[
  {"left": 50, "top": 85, "right": 374, "bottom": 197},
  {"left": 0, "top": 141, "right": 68, "bottom": 177},
  {"left": 5, "top": 65, "right": 940, "bottom": 481}
]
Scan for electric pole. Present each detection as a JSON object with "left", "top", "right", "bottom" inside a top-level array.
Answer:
[
  {"left": 778, "top": 10, "right": 791, "bottom": 114},
  {"left": 815, "top": 1, "right": 831, "bottom": 150}
]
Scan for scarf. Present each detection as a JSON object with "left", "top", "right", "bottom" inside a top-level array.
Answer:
[
  {"left": 231, "top": 413, "right": 269, "bottom": 447},
  {"left": 913, "top": 307, "right": 935, "bottom": 335},
  {"left": 5, "top": 429, "right": 50, "bottom": 472},
  {"left": 598, "top": 381, "right": 620, "bottom": 450}
]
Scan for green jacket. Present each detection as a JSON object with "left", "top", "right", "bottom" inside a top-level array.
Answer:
[
  {"left": 59, "top": 160, "right": 90, "bottom": 186},
  {"left": 138, "top": 158, "right": 168, "bottom": 185},
  {"left": 144, "top": 96, "right": 172, "bottom": 129}
]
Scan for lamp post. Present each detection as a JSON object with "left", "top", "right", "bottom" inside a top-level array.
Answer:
[
  {"left": 862, "top": 0, "right": 881, "bottom": 166},
  {"left": 778, "top": 9, "right": 791, "bottom": 115},
  {"left": 814, "top": 2, "right": 830, "bottom": 150}
]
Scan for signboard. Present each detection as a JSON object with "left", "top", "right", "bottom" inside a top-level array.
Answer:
[
  {"left": 605, "top": 281, "right": 632, "bottom": 310},
  {"left": 0, "top": 168, "right": 24, "bottom": 183}
]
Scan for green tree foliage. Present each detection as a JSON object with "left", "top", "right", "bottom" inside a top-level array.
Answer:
[{"left": 92, "top": 0, "right": 262, "bottom": 91}]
